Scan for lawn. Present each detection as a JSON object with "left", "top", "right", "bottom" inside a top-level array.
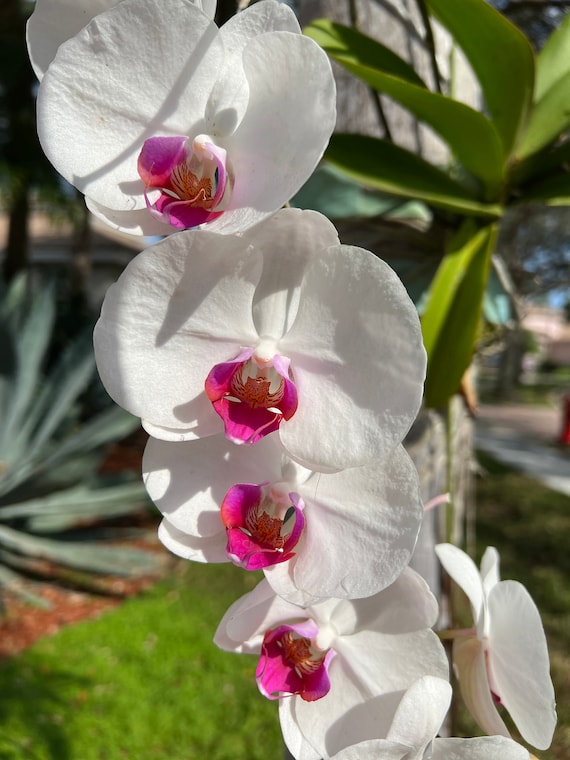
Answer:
[
  {"left": 0, "top": 452, "right": 568, "bottom": 759},
  {"left": 0, "top": 562, "right": 282, "bottom": 760}
]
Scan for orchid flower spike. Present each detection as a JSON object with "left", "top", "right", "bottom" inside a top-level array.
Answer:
[
  {"left": 94, "top": 209, "right": 426, "bottom": 472},
  {"left": 143, "top": 433, "right": 423, "bottom": 605},
  {"left": 33, "top": 0, "right": 335, "bottom": 235},
  {"left": 329, "top": 677, "right": 532, "bottom": 760},
  {"left": 435, "top": 543, "right": 556, "bottom": 750},
  {"left": 214, "top": 571, "right": 449, "bottom": 760}
]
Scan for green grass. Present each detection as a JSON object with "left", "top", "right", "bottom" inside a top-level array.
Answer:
[
  {"left": 0, "top": 562, "right": 282, "bottom": 760},
  {"left": 454, "top": 451, "right": 570, "bottom": 760}
]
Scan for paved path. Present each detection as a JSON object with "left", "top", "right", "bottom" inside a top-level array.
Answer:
[{"left": 475, "top": 403, "right": 570, "bottom": 497}]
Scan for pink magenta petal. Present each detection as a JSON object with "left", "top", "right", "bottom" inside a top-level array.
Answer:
[
  {"left": 256, "top": 621, "right": 334, "bottom": 702},
  {"left": 137, "top": 135, "right": 188, "bottom": 187},
  {"left": 221, "top": 484, "right": 305, "bottom": 570},
  {"left": 205, "top": 351, "right": 298, "bottom": 445},
  {"left": 153, "top": 195, "right": 223, "bottom": 229}
]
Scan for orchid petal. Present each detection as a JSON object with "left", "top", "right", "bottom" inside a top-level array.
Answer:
[
  {"left": 157, "top": 518, "right": 227, "bottom": 563},
  {"left": 280, "top": 245, "right": 426, "bottom": 470},
  {"left": 214, "top": 577, "right": 305, "bottom": 654},
  {"left": 452, "top": 636, "right": 510, "bottom": 739},
  {"left": 431, "top": 737, "right": 532, "bottom": 760},
  {"left": 26, "top": 0, "right": 120, "bottom": 81},
  {"left": 37, "top": 0, "right": 224, "bottom": 214},
  {"left": 318, "top": 677, "right": 451, "bottom": 760},
  {"left": 266, "top": 449, "right": 422, "bottom": 604},
  {"left": 487, "top": 580, "right": 556, "bottom": 749},
  {"left": 204, "top": 0, "right": 301, "bottom": 135},
  {"left": 219, "top": 32, "right": 335, "bottom": 225},
  {"left": 387, "top": 676, "right": 451, "bottom": 748},
  {"left": 336, "top": 629, "right": 448, "bottom": 696},
  {"left": 241, "top": 208, "right": 340, "bottom": 342},
  {"left": 317, "top": 568, "right": 440, "bottom": 639},
  {"left": 94, "top": 230, "right": 260, "bottom": 436},
  {"left": 289, "top": 685, "right": 407, "bottom": 760},
  {"left": 480, "top": 545, "right": 500, "bottom": 596},
  {"left": 221, "top": 0, "right": 300, "bottom": 53},
  {"left": 85, "top": 198, "right": 174, "bottom": 237},
  {"left": 331, "top": 742, "right": 409, "bottom": 760},
  {"left": 435, "top": 543, "right": 484, "bottom": 628}
]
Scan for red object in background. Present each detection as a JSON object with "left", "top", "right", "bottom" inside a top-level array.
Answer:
[{"left": 560, "top": 395, "right": 570, "bottom": 445}]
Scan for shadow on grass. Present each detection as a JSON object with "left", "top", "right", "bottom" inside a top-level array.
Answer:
[{"left": 0, "top": 653, "right": 90, "bottom": 760}]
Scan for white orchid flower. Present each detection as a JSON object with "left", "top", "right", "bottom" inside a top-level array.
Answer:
[
  {"left": 94, "top": 209, "right": 426, "bottom": 472},
  {"left": 214, "top": 571, "right": 449, "bottom": 760},
  {"left": 435, "top": 543, "right": 556, "bottom": 750},
  {"left": 34, "top": 0, "right": 335, "bottom": 235},
  {"left": 329, "top": 676, "right": 531, "bottom": 760},
  {"left": 27, "top": 0, "right": 217, "bottom": 81},
  {"left": 143, "top": 433, "right": 423, "bottom": 605}
]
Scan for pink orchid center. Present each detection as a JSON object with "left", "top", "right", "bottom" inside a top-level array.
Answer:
[
  {"left": 256, "top": 620, "right": 335, "bottom": 702},
  {"left": 205, "top": 350, "right": 298, "bottom": 445},
  {"left": 137, "top": 134, "right": 230, "bottom": 229},
  {"left": 221, "top": 484, "right": 305, "bottom": 570}
]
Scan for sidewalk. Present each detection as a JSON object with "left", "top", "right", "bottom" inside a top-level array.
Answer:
[{"left": 475, "top": 403, "right": 570, "bottom": 497}]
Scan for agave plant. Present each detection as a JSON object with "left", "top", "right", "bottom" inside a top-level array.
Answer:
[{"left": 0, "top": 274, "right": 167, "bottom": 603}]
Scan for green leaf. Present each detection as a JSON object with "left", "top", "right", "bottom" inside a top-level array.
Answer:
[
  {"left": 326, "top": 57, "right": 504, "bottom": 197},
  {"left": 422, "top": 220, "right": 497, "bottom": 408},
  {"left": 16, "top": 327, "right": 95, "bottom": 459},
  {"left": 0, "top": 524, "right": 164, "bottom": 577},
  {"left": 1, "top": 481, "right": 149, "bottom": 532},
  {"left": 426, "top": 0, "right": 534, "bottom": 156},
  {"left": 326, "top": 134, "right": 503, "bottom": 218},
  {"left": 0, "top": 284, "right": 55, "bottom": 457},
  {"left": 517, "top": 75, "right": 570, "bottom": 160},
  {"left": 304, "top": 19, "right": 426, "bottom": 87},
  {"left": 534, "top": 12, "right": 570, "bottom": 103}
]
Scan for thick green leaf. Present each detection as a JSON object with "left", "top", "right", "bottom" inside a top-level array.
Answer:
[
  {"left": 426, "top": 0, "right": 534, "bottom": 156},
  {"left": 0, "top": 284, "right": 55, "bottom": 457},
  {"left": 304, "top": 19, "right": 426, "bottom": 87},
  {"left": 1, "top": 481, "right": 149, "bottom": 532},
  {"left": 422, "top": 220, "right": 497, "bottom": 408},
  {"left": 0, "top": 524, "right": 164, "bottom": 576},
  {"left": 14, "top": 328, "right": 95, "bottom": 460},
  {"left": 326, "top": 134, "right": 503, "bottom": 218},
  {"left": 534, "top": 12, "right": 570, "bottom": 103},
  {"left": 516, "top": 74, "right": 570, "bottom": 160},
  {"left": 328, "top": 58, "right": 503, "bottom": 196}
]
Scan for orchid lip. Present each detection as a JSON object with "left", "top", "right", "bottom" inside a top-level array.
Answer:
[
  {"left": 204, "top": 349, "right": 298, "bottom": 445},
  {"left": 256, "top": 620, "right": 336, "bottom": 702},
  {"left": 137, "top": 133, "right": 231, "bottom": 229},
  {"left": 221, "top": 485, "right": 305, "bottom": 571}
]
